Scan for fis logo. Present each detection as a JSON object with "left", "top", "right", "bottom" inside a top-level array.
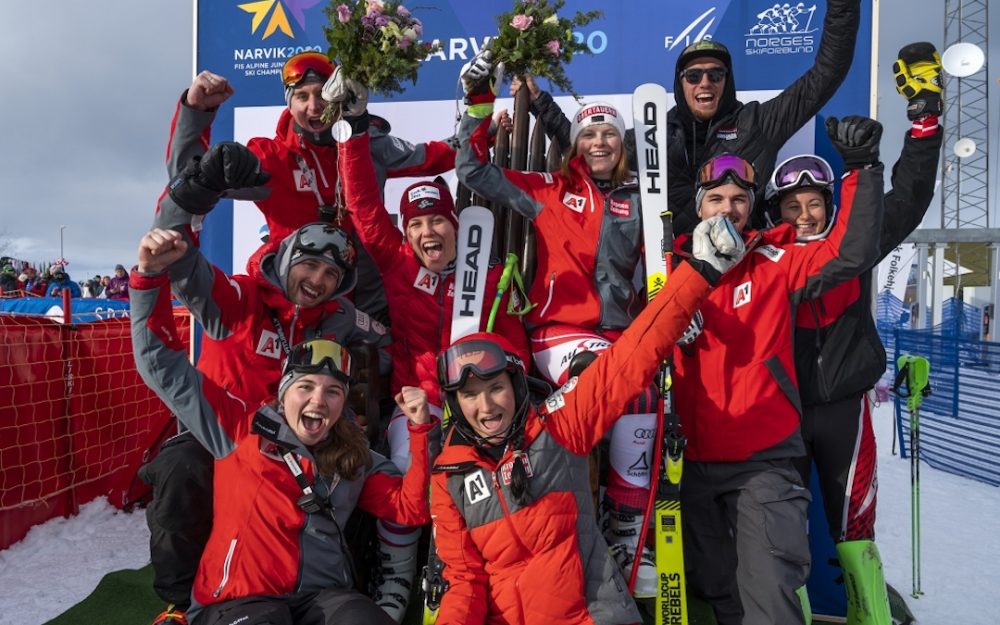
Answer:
[
  {"left": 239, "top": 0, "right": 322, "bottom": 40},
  {"left": 663, "top": 7, "right": 718, "bottom": 51}
]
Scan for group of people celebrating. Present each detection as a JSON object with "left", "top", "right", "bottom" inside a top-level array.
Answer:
[{"left": 130, "top": 1, "right": 945, "bottom": 624}]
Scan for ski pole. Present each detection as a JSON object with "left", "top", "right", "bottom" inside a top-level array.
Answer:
[{"left": 892, "top": 354, "right": 931, "bottom": 598}]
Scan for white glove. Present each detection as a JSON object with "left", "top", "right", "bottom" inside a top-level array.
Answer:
[
  {"left": 677, "top": 310, "right": 703, "bottom": 346},
  {"left": 692, "top": 215, "right": 745, "bottom": 275},
  {"left": 321, "top": 67, "right": 369, "bottom": 117},
  {"left": 460, "top": 48, "right": 504, "bottom": 97}
]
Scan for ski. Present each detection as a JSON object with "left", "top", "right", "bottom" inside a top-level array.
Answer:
[
  {"left": 632, "top": 82, "right": 688, "bottom": 625},
  {"left": 422, "top": 205, "right": 496, "bottom": 625}
]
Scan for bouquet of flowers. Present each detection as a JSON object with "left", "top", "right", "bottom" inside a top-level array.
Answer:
[
  {"left": 489, "top": 0, "right": 602, "bottom": 97},
  {"left": 323, "top": 0, "right": 441, "bottom": 96}
]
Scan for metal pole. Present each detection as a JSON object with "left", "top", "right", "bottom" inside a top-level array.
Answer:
[{"left": 59, "top": 225, "right": 66, "bottom": 263}]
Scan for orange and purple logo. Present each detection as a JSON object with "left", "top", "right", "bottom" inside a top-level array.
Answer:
[{"left": 238, "top": 0, "right": 323, "bottom": 40}]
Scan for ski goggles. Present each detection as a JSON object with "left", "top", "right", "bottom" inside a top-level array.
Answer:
[
  {"left": 767, "top": 155, "right": 835, "bottom": 199},
  {"left": 284, "top": 339, "right": 353, "bottom": 383},
  {"left": 438, "top": 339, "right": 523, "bottom": 391},
  {"left": 281, "top": 52, "right": 335, "bottom": 87},
  {"left": 679, "top": 66, "right": 728, "bottom": 85},
  {"left": 697, "top": 154, "right": 756, "bottom": 190},
  {"left": 288, "top": 223, "right": 356, "bottom": 271}
]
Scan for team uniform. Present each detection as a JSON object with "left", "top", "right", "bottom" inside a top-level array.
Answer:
[
  {"left": 673, "top": 162, "right": 885, "bottom": 625},
  {"left": 432, "top": 260, "right": 715, "bottom": 625},
  {"left": 130, "top": 271, "right": 432, "bottom": 625}
]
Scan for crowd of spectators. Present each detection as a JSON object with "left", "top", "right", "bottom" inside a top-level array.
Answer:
[{"left": 0, "top": 260, "right": 132, "bottom": 299}]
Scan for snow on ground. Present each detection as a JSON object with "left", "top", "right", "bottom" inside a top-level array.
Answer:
[{"left": 1, "top": 400, "right": 997, "bottom": 625}]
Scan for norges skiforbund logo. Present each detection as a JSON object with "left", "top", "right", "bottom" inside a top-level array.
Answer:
[
  {"left": 239, "top": 0, "right": 323, "bottom": 40},
  {"left": 745, "top": 2, "right": 817, "bottom": 56}
]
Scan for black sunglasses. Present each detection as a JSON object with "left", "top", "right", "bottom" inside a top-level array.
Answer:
[{"left": 679, "top": 67, "right": 727, "bottom": 85}]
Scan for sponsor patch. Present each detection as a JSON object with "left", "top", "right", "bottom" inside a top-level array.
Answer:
[
  {"left": 499, "top": 453, "right": 534, "bottom": 485},
  {"left": 609, "top": 198, "right": 631, "bottom": 217},
  {"left": 390, "top": 136, "right": 415, "bottom": 153},
  {"left": 545, "top": 390, "right": 567, "bottom": 413},
  {"left": 464, "top": 471, "right": 491, "bottom": 504},
  {"left": 562, "top": 192, "right": 586, "bottom": 213},
  {"left": 754, "top": 244, "right": 786, "bottom": 263},
  {"left": 355, "top": 310, "right": 371, "bottom": 332},
  {"left": 716, "top": 126, "right": 738, "bottom": 141},
  {"left": 534, "top": 171, "right": 554, "bottom": 184},
  {"left": 733, "top": 281, "right": 752, "bottom": 309},
  {"left": 575, "top": 104, "right": 619, "bottom": 123},
  {"left": 293, "top": 169, "right": 313, "bottom": 193},
  {"left": 256, "top": 329, "right": 281, "bottom": 359},
  {"left": 413, "top": 267, "right": 439, "bottom": 295},
  {"left": 407, "top": 184, "right": 441, "bottom": 203},
  {"left": 371, "top": 319, "right": 387, "bottom": 335}
]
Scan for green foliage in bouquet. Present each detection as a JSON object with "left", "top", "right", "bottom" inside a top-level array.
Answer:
[
  {"left": 489, "top": 0, "right": 602, "bottom": 97},
  {"left": 323, "top": 0, "right": 441, "bottom": 96}
]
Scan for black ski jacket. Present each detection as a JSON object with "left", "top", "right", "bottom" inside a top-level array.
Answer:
[{"left": 795, "top": 128, "right": 943, "bottom": 406}]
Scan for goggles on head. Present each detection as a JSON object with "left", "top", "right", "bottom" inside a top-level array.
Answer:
[
  {"left": 679, "top": 66, "right": 727, "bottom": 85},
  {"left": 697, "top": 154, "right": 756, "bottom": 190},
  {"left": 288, "top": 223, "right": 356, "bottom": 271},
  {"left": 765, "top": 154, "right": 835, "bottom": 200},
  {"left": 438, "top": 340, "right": 523, "bottom": 392},
  {"left": 281, "top": 52, "right": 335, "bottom": 87},
  {"left": 284, "top": 339, "right": 353, "bottom": 383}
]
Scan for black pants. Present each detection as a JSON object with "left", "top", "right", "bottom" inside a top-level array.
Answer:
[
  {"left": 192, "top": 588, "right": 395, "bottom": 625},
  {"left": 138, "top": 431, "right": 214, "bottom": 609}
]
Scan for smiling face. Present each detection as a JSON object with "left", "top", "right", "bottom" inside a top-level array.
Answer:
[
  {"left": 575, "top": 124, "right": 623, "bottom": 180},
  {"left": 281, "top": 373, "right": 346, "bottom": 446},
  {"left": 681, "top": 56, "right": 727, "bottom": 121},
  {"left": 286, "top": 258, "right": 343, "bottom": 307},
  {"left": 406, "top": 214, "right": 457, "bottom": 274},
  {"left": 456, "top": 372, "right": 517, "bottom": 445},
  {"left": 779, "top": 188, "right": 828, "bottom": 237},
  {"left": 698, "top": 182, "right": 752, "bottom": 232},
  {"left": 288, "top": 83, "right": 332, "bottom": 134}
]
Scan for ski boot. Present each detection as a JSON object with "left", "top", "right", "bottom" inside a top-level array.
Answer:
[
  {"left": 837, "top": 539, "right": 892, "bottom": 625},
  {"left": 151, "top": 604, "right": 188, "bottom": 625},
  {"left": 372, "top": 538, "right": 419, "bottom": 623},
  {"left": 604, "top": 505, "right": 656, "bottom": 598}
]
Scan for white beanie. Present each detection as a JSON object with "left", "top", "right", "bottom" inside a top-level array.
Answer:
[{"left": 569, "top": 102, "right": 626, "bottom": 146}]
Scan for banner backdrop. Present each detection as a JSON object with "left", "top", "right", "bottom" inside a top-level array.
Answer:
[
  {"left": 196, "top": 1, "right": 874, "bottom": 617},
  {"left": 195, "top": 0, "right": 874, "bottom": 273}
]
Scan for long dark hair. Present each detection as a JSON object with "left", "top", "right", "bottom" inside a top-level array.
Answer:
[{"left": 312, "top": 415, "right": 371, "bottom": 480}]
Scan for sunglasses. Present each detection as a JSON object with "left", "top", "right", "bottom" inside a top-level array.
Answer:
[
  {"left": 281, "top": 52, "right": 335, "bottom": 87},
  {"left": 697, "top": 154, "right": 756, "bottom": 190},
  {"left": 284, "top": 339, "right": 353, "bottom": 383},
  {"left": 679, "top": 67, "right": 727, "bottom": 85},
  {"left": 437, "top": 339, "right": 522, "bottom": 391}
]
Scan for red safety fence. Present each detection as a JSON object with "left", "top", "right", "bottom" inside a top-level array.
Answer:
[{"left": 0, "top": 305, "right": 191, "bottom": 550}]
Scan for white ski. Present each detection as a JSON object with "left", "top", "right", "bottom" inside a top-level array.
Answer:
[
  {"left": 451, "top": 205, "right": 495, "bottom": 340},
  {"left": 633, "top": 82, "right": 670, "bottom": 301}
]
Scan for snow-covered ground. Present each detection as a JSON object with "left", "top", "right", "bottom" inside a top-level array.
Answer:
[{"left": 0, "top": 401, "right": 997, "bottom": 625}]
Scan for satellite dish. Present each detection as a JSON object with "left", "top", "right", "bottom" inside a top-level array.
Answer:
[
  {"left": 953, "top": 137, "right": 977, "bottom": 158},
  {"left": 942, "top": 42, "right": 985, "bottom": 77}
]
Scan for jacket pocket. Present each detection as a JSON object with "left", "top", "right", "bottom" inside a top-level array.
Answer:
[
  {"left": 755, "top": 482, "right": 811, "bottom": 567},
  {"left": 212, "top": 537, "right": 239, "bottom": 598}
]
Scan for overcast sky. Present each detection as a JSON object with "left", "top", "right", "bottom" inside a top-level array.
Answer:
[{"left": 0, "top": 0, "right": 994, "bottom": 282}]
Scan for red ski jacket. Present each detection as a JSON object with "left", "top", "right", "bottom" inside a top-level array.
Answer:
[
  {"left": 457, "top": 114, "right": 644, "bottom": 333},
  {"left": 673, "top": 165, "right": 885, "bottom": 462},
  {"left": 130, "top": 272, "right": 432, "bottom": 621},
  {"left": 339, "top": 132, "right": 529, "bottom": 405},
  {"left": 432, "top": 261, "right": 712, "bottom": 625}
]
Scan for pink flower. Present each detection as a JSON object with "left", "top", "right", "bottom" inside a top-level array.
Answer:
[
  {"left": 366, "top": 0, "right": 385, "bottom": 13},
  {"left": 546, "top": 39, "right": 560, "bottom": 56},
  {"left": 411, "top": 17, "right": 423, "bottom": 36},
  {"left": 510, "top": 14, "right": 534, "bottom": 31},
  {"left": 397, "top": 37, "right": 412, "bottom": 49},
  {"left": 336, "top": 4, "right": 351, "bottom": 22},
  {"left": 396, "top": 4, "right": 411, "bottom": 18}
]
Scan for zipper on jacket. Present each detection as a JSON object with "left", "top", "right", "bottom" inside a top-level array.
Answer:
[
  {"left": 212, "top": 538, "right": 238, "bottom": 598},
  {"left": 538, "top": 272, "right": 556, "bottom": 318}
]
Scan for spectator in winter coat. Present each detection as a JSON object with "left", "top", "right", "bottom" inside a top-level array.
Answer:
[
  {"left": 324, "top": 68, "right": 531, "bottom": 617},
  {"left": 670, "top": 116, "right": 884, "bottom": 625},
  {"left": 164, "top": 52, "right": 456, "bottom": 325},
  {"left": 0, "top": 265, "right": 21, "bottom": 294},
  {"left": 21, "top": 267, "right": 47, "bottom": 296},
  {"left": 429, "top": 215, "right": 744, "bottom": 625},
  {"left": 142, "top": 142, "right": 395, "bottom": 625},
  {"left": 104, "top": 264, "right": 130, "bottom": 299},
  {"left": 45, "top": 265, "right": 80, "bottom": 298},
  {"left": 132, "top": 228, "right": 433, "bottom": 625}
]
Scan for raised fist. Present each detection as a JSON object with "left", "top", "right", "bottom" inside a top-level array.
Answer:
[{"left": 826, "top": 116, "right": 882, "bottom": 170}]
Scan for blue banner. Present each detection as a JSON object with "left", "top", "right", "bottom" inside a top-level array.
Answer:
[{"left": 0, "top": 297, "right": 131, "bottom": 323}]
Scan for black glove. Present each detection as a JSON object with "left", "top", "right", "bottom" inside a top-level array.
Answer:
[
  {"left": 825, "top": 116, "right": 883, "bottom": 171},
  {"left": 168, "top": 142, "right": 270, "bottom": 215},
  {"left": 892, "top": 42, "right": 943, "bottom": 120}
]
